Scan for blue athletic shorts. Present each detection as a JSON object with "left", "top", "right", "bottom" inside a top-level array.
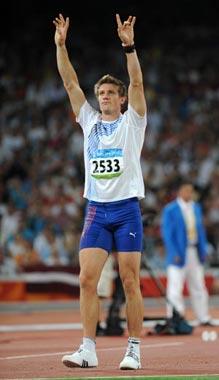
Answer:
[{"left": 80, "top": 197, "right": 143, "bottom": 253}]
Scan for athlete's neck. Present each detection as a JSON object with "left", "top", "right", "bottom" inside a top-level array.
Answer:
[{"left": 101, "top": 111, "right": 121, "bottom": 122}]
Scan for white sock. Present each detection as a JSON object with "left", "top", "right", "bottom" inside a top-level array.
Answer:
[
  {"left": 83, "top": 337, "right": 96, "bottom": 352},
  {"left": 128, "top": 337, "right": 140, "bottom": 356}
]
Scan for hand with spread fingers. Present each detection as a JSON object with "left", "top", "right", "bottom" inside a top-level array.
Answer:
[
  {"left": 53, "top": 13, "right": 69, "bottom": 47},
  {"left": 116, "top": 14, "right": 136, "bottom": 46}
]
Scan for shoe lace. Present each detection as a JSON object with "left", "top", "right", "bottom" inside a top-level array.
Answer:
[
  {"left": 77, "top": 344, "right": 84, "bottom": 353},
  {"left": 125, "top": 345, "right": 139, "bottom": 362}
]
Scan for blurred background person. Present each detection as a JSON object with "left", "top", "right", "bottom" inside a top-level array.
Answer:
[{"left": 161, "top": 179, "right": 212, "bottom": 325}]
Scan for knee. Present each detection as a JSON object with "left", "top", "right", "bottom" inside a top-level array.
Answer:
[
  {"left": 79, "top": 272, "right": 96, "bottom": 293},
  {"left": 121, "top": 274, "right": 139, "bottom": 297}
]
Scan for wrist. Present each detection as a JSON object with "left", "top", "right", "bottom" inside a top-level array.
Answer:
[
  {"left": 122, "top": 43, "right": 135, "bottom": 54},
  {"left": 57, "top": 43, "right": 66, "bottom": 49},
  {"left": 122, "top": 41, "right": 134, "bottom": 47}
]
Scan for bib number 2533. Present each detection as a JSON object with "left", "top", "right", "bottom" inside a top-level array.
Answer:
[{"left": 90, "top": 157, "right": 123, "bottom": 179}]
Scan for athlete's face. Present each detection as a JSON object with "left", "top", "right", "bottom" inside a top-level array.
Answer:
[
  {"left": 178, "top": 184, "right": 194, "bottom": 202},
  {"left": 98, "top": 83, "right": 126, "bottom": 115}
]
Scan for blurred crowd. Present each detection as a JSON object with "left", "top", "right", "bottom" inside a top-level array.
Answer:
[{"left": 0, "top": 21, "right": 219, "bottom": 275}]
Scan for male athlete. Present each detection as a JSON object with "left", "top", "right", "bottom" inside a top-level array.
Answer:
[{"left": 53, "top": 13, "right": 147, "bottom": 370}]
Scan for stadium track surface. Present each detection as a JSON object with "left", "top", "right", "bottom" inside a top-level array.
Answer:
[{"left": 0, "top": 298, "right": 219, "bottom": 379}]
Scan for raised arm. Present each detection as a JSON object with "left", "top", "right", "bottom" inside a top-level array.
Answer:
[
  {"left": 116, "top": 14, "right": 146, "bottom": 117},
  {"left": 53, "top": 14, "right": 86, "bottom": 117}
]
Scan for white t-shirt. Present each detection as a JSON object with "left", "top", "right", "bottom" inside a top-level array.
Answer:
[{"left": 76, "top": 101, "right": 147, "bottom": 202}]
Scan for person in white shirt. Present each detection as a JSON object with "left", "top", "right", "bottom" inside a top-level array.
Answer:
[
  {"left": 161, "top": 180, "right": 212, "bottom": 325},
  {"left": 53, "top": 13, "right": 147, "bottom": 370}
]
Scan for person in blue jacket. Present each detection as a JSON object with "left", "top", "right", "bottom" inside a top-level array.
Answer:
[{"left": 161, "top": 179, "right": 212, "bottom": 325}]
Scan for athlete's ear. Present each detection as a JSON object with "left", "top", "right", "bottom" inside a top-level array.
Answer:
[
  {"left": 120, "top": 97, "right": 126, "bottom": 105},
  {"left": 120, "top": 96, "right": 128, "bottom": 113}
]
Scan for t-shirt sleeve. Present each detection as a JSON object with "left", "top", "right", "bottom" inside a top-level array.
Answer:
[
  {"left": 76, "top": 101, "right": 99, "bottom": 134},
  {"left": 127, "top": 104, "right": 147, "bottom": 130}
]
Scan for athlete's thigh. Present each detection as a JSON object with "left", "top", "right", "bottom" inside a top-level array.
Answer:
[
  {"left": 79, "top": 248, "right": 108, "bottom": 285},
  {"left": 118, "top": 251, "right": 142, "bottom": 281},
  {"left": 80, "top": 203, "right": 113, "bottom": 253},
  {"left": 114, "top": 202, "right": 143, "bottom": 252}
]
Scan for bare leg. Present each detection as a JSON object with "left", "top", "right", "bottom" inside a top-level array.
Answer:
[
  {"left": 79, "top": 248, "right": 108, "bottom": 339},
  {"left": 118, "top": 252, "right": 143, "bottom": 337}
]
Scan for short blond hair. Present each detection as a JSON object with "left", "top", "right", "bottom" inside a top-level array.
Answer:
[{"left": 94, "top": 74, "right": 127, "bottom": 98}]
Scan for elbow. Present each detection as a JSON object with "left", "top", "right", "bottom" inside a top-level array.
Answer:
[
  {"left": 64, "top": 80, "right": 75, "bottom": 92},
  {"left": 130, "top": 80, "right": 143, "bottom": 88}
]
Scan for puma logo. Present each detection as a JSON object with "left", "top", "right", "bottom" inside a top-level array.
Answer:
[{"left": 129, "top": 232, "right": 136, "bottom": 238}]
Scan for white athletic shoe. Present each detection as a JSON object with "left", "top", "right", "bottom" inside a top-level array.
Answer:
[
  {"left": 119, "top": 346, "right": 141, "bottom": 370},
  {"left": 62, "top": 345, "right": 98, "bottom": 368}
]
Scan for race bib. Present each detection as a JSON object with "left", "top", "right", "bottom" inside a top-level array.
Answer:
[{"left": 90, "top": 148, "right": 124, "bottom": 179}]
